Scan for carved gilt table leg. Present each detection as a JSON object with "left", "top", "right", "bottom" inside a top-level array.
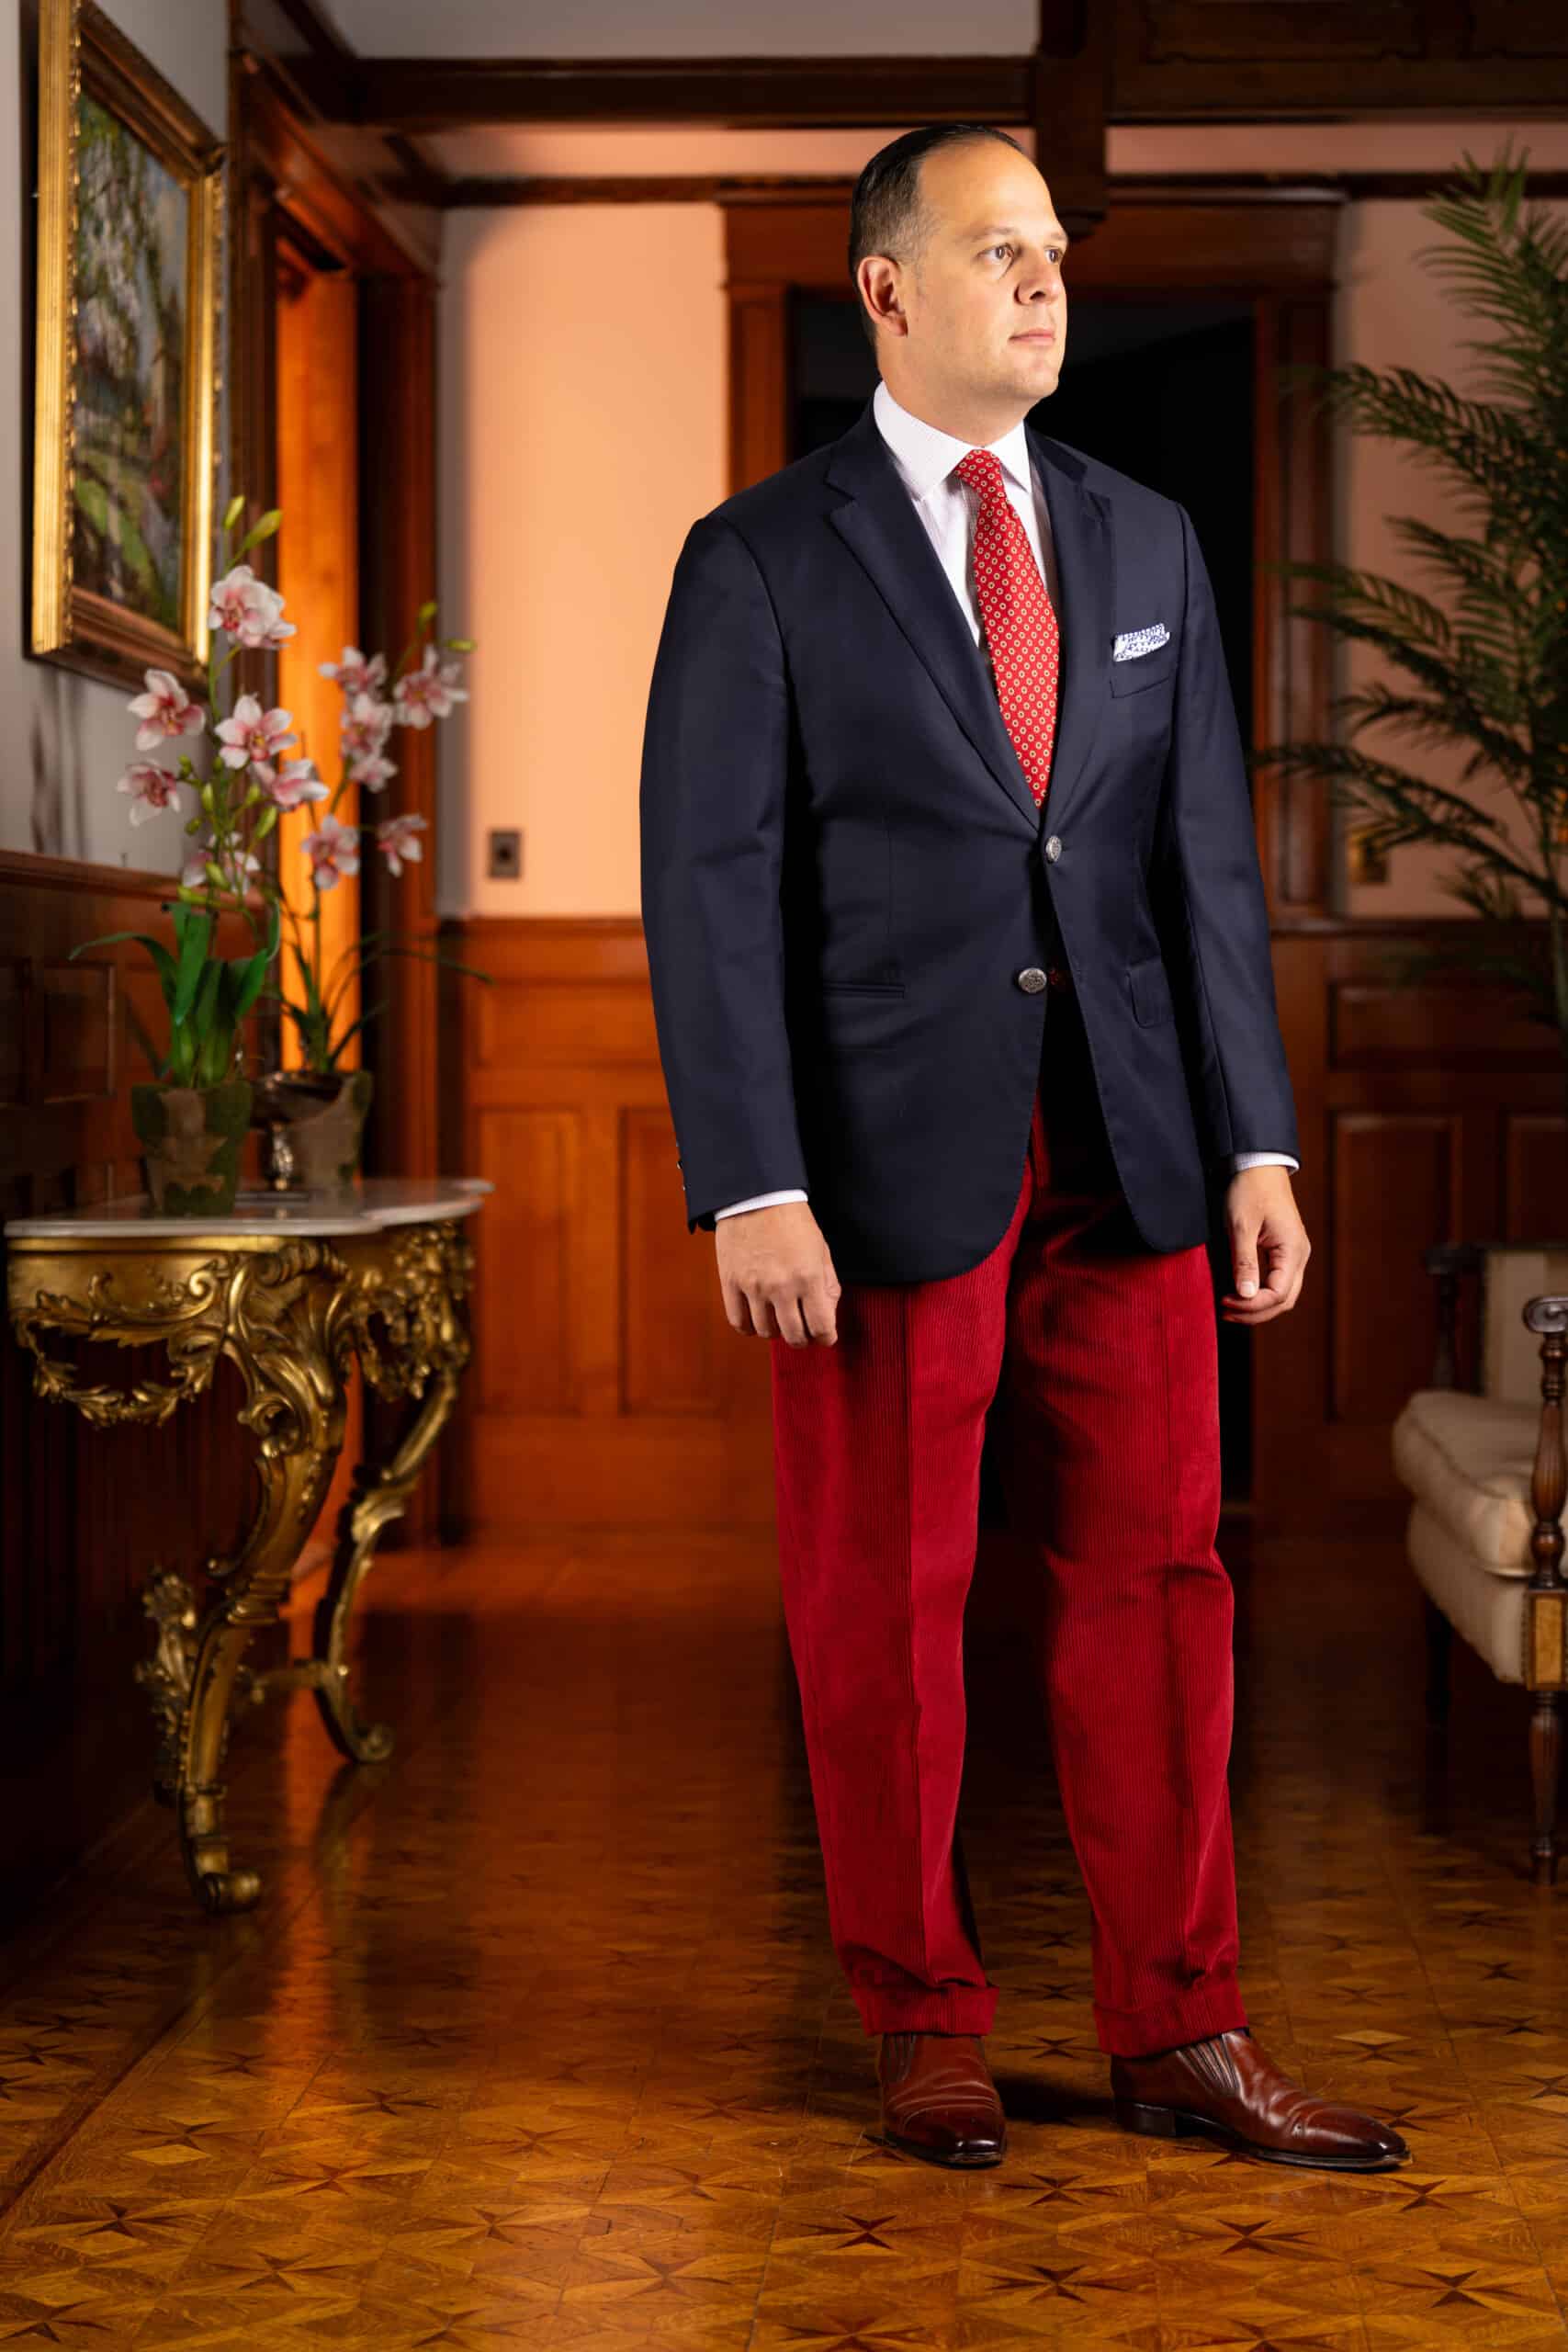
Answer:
[
  {"left": 292, "top": 1217, "right": 475, "bottom": 1765},
  {"left": 7, "top": 1239, "right": 356, "bottom": 1914}
]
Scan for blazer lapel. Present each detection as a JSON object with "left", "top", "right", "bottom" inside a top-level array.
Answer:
[
  {"left": 825, "top": 401, "right": 1041, "bottom": 834},
  {"left": 1024, "top": 416, "right": 1112, "bottom": 843},
  {"left": 823, "top": 398, "right": 1114, "bottom": 840}
]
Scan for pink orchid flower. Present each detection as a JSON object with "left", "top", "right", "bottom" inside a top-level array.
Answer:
[
  {"left": 340, "top": 690, "right": 398, "bottom": 789},
  {"left": 301, "top": 810, "right": 361, "bottom": 891},
  {"left": 264, "top": 757, "right": 329, "bottom": 811},
  {"left": 216, "top": 692, "right": 297, "bottom": 785},
  {"left": 128, "top": 667, "right": 205, "bottom": 749},
  {"left": 180, "top": 834, "right": 260, "bottom": 893},
  {"left": 208, "top": 563, "right": 296, "bottom": 650},
  {"left": 116, "top": 762, "right": 181, "bottom": 825},
  {"left": 375, "top": 812, "right": 428, "bottom": 876},
  {"left": 318, "top": 645, "right": 388, "bottom": 696},
  {"left": 349, "top": 749, "right": 398, "bottom": 792},
  {"left": 392, "top": 643, "right": 468, "bottom": 729}
]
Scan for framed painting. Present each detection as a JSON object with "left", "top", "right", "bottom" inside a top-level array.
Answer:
[{"left": 30, "top": 0, "right": 223, "bottom": 694}]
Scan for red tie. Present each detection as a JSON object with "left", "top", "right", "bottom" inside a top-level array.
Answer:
[{"left": 953, "top": 446, "right": 1060, "bottom": 808}]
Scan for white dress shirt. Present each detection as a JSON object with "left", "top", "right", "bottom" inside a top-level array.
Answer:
[{"left": 713, "top": 379, "right": 1296, "bottom": 1221}]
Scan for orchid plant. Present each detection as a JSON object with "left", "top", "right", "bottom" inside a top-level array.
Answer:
[{"left": 78, "top": 492, "right": 487, "bottom": 1087}]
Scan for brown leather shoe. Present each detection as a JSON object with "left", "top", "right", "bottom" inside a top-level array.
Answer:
[
  {"left": 876, "top": 2031, "right": 1007, "bottom": 2168},
  {"left": 1111, "top": 2026, "right": 1409, "bottom": 2171}
]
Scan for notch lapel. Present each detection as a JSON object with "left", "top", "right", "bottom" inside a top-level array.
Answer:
[
  {"left": 1024, "top": 417, "right": 1112, "bottom": 843},
  {"left": 825, "top": 401, "right": 1040, "bottom": 834},
  {"left": 823, "top": 399, "right": 1113, "bottom": 840}
]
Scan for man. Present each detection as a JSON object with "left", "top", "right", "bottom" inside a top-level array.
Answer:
[{"left": 639, "top": 122, "right": 1407, "bottom": 2176}]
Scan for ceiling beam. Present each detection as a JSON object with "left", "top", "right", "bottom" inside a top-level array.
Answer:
[{"left": 314, "top": 55, "right": 1035, "bottom": 133}]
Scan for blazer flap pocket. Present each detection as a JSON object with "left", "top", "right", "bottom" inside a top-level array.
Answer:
[{"left": 1126, "top": 951, "right": 1176, "bottom": 1026}]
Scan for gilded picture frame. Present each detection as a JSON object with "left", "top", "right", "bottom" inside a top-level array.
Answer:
[{"left": 30, "top": 0, "right": 223, "bottom": 694}]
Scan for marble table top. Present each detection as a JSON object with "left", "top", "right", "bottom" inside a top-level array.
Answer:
[{"left": 4, "top": 1176, "right": 495, "bottom": 1242}]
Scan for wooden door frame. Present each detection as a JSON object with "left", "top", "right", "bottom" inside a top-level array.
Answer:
[{"left": 231, "top": 34, "right": 445, "bottom": 1535}]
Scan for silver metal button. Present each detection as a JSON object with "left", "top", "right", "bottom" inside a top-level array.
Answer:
[
  {"left": 1016, "top": 967, "right": 1048, "bottom": 994},
  {"left": 1043, "top": 833, "right": 1062, "bottom": 863}
]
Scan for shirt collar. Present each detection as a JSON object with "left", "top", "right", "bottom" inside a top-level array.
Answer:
[{"left": 872, "top": 377, "right": 1034, "bottom": 504}]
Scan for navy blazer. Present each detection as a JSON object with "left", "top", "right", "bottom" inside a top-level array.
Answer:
[{"left": 638, "top": 392, "right": 1299, "bottom": 1283}]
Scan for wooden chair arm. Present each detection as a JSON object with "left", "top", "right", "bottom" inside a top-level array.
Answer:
[{"left": 1526, "top": 1295, "right": 1568, "bottom": 1603}]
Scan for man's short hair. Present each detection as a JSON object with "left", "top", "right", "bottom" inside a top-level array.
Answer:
[{"left": 848, "top": 123, "right": 1030, "bottom": 352}]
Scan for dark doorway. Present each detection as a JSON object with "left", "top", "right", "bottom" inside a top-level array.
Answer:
[{"left": 787, "top": 291, "right": 1259, "bottom": 1502}]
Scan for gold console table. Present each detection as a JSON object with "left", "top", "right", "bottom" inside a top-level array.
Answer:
[{"left": 4, "top": 1177, "right": 492, "bottom": 1915}]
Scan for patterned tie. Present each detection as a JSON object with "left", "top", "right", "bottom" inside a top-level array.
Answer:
[{"left": 953, "top": 446, "right": 1060, "bottom": 808}]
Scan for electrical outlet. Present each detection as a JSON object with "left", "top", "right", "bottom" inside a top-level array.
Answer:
[{"left": 488, "top": 828, "right": 522, "bottom": 880}]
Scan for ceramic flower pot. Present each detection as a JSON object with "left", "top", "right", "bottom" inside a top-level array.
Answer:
[
  {"left": 251, "top": 1069, "right": 375, "bottom": 1193},
  {"left": 130, "top": 1080, "right": 254, "bottom": 1216}
]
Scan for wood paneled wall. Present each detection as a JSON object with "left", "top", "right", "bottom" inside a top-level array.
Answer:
[
  {"left": 445, "top": 913, "right": 1568, "bottom": 1544},
  {"left": 1259, "top": 921, "right": 1568, "bottom": 1533},
  {"left": 441, "top": 917, "right": 775, "bottom": 1533}
]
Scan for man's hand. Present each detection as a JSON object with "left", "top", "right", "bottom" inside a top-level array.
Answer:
[
  {"left": 716, "top": 1201, "right": 841, "bottom": 1346},
  {"left": 1220, "top": 1166, "right": 1310, "bottom": 1325}
]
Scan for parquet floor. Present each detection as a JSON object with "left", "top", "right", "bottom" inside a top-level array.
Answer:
[{"left": 4, "top": 1512, "right": 1568, "bottom": 2349}]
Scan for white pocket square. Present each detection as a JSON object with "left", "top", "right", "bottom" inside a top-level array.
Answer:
[{"left": 1111, "top": 622, "right": 1170, "bottom": 662}]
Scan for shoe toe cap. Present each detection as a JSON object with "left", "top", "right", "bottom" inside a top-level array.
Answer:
[{"left": 1303, "top": 2104, "right": 1408, "bottom": 2162}]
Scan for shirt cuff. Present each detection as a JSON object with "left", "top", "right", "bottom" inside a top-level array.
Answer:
[
  {"left": 713, "top": 1189, "right": 810, "bottom": 1219},
  {"left": 1229, "top": 1151, "right": 1299, "bottom": 1172}
]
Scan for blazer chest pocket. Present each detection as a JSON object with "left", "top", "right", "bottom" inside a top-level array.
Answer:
[
  {"left": 1109, "top": 645, "right": 1179, "bottom": 698},
  {"left": 1126, "top": 951, "right": 1176, "bottom": 1026}
]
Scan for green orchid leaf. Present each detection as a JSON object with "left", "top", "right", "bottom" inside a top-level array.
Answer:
[
  {"left": 325, "top": 1001, "right": 389, "bottom": 1057},
  {"left": 170, "top": 905, "right": 213, "bottom": 1025},
  {"left": 122, "top": 991, "right": 169, "bottom": 1080},
  {"left": 68, "top": 929, "right": 181, "bottom": 1004}
]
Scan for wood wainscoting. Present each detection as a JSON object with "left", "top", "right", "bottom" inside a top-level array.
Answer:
[
  {"left": 444, "top": 912, "right": 1568, "bottom": 1545},
  {"left": 1261, "top": 920, "right": 1567, "bottom": 1535},
  {"left": 441, "top": 916, "right": 775, "bottom": 1532}
]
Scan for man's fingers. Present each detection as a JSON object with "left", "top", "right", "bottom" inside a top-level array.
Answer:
[
  {"left": 1220, "top": 1235, "right": 1308, "bottom": 1321},
  {"left": 714, "top": 1206, "right": 841, "bottom": 1344},
  {"left": 1228, "top": 1217, "right": 1260, "bottom": 1300},
  {"left": 772, "top": 1290, "right": 810, "bottom": 1348}
]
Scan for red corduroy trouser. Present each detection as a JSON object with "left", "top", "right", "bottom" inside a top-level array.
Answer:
[{"left": 769, "top": 997, "right": 1247, "bottom": 2059}]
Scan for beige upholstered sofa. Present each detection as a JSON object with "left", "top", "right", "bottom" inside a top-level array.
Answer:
[{"left": 1392, "top": 1245, "right": 1568, "bottom": 1883}]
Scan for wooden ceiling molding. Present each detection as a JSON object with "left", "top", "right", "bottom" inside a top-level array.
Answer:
[
  {"left": 1112, "top": 0, "right": 1568, "bottom": 118},
  {"left": 229, "top": 0, "right": 444, "bottom": 275},
  {"left": 282, "top": 0, "right": 1566, "bottom": 145},
  {"left": 342, "top": 54, "right": 1037, "bottom": 135},
  {"left": 245, "top": 1, "right": 1566, "bottom": 221}
]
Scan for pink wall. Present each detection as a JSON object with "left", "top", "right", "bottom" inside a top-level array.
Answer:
[{"left": 437, "top": 201, "right": 727, "bottom": 919}]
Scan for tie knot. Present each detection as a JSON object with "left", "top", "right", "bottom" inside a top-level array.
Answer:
[{"left": 953, "top": 447, "right": 1007, "bottom": 501}]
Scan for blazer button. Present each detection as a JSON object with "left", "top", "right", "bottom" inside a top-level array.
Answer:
[
  {"left": 1016, "top": 967, "right": 1048, "bottom": 994},
  {"left": 1043, "top": 833, "right": 1062, "bottom": 862}
]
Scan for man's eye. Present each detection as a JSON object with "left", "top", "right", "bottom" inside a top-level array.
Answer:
[{"left": 986, "top": 243, "right": 1012, "bottom": 261}]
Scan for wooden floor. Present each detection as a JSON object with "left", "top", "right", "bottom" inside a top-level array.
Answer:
[{"left": 4, "top": 1513, "right": 1568, "bottom": 2349}]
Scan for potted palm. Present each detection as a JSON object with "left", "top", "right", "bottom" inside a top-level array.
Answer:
[{"left": 1251, "top": 141, "right": 1568, "bottom": 1115}]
